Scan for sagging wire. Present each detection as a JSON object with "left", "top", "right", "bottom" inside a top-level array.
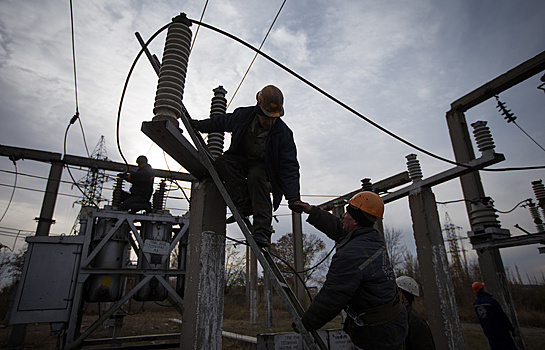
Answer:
[
  {"left": 69, "top": 0, "right": 90, "bottom": 158},
  {"left": 116, "top": 22, "right": 171, "bottom": 172},
  {"left": 188, "top": 17, "right": 545, "bottom": 172},
  {"left": 495, "top": 95, "right": 545, "bottom": 153},
  {"left": 496, "top": 199, "right": 530, "bottom": 214},
  {"left": 227, "top": 0, "right": 287, "bottom": 109},
  {"left": 0, "top": 156, "right": 19, "bottom": 224},
  {"left": 63, "top": 118, "right": 99, "bottom": 207},
  {"left": 189, "top": 0, "right": 209, "bottom": 54}
]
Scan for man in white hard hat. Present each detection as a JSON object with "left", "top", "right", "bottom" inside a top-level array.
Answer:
[{"left": 396, "top": 276, "right": 435, "bottom": 350}]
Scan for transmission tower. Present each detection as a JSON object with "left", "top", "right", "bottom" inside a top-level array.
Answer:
[
  {"left": 442, "top": 212, "right": 469, "bottom": 280},
  {"left": 77, "top": 136, "right": 109, "bottom": 206}
]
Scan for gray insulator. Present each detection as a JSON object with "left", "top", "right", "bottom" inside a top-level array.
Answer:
[
  {"left": 207, "top": 86, "right": 228, "bottom": 158},
  {"left": 471, "top": 120, "right": 495, "bottom": 154},
  {"left": 406, "top": 154, "right": 423, "bottom": 181},
  {"left": 531, "top": 180, "right": 545, "bottom": 212},
  {"left": 153, "top": 21, "right": 192, "bottom": 122},
  {"left": 527, "top": 200, "right": 545, "bottom": 233},
  {"left": 153, "top": 179, "right": 167, "bottom": 212},
  {"left": 469, "top": 202, "right": 501, "bottom": 229},
  {"left": 112, "top": 178, "right": 124, "bottom": 209},
  {"left": 361, "top": 178, "right": 373, "bottom": 191}
]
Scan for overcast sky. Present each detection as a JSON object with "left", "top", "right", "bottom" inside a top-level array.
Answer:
[{"left": 0, "top": 0, "right": 544, "bottom": 283}]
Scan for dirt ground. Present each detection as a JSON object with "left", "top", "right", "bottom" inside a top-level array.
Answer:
[{"left": 1, "top": 307, "right": 544, "bottom": 350}]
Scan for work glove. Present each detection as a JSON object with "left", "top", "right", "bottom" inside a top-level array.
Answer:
[
  {"left": 188, "top": 118, "right": 200, "bottom": 131},
  {"left": 288, "top": 198, "right": 303, "bottom": 214},
  {"left": 117, "top": 172, "right": 129, "bottom": 180}
]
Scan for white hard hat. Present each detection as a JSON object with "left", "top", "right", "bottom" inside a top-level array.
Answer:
[{"left": 396, "top": 276, "right": 420, "bottom": 297}]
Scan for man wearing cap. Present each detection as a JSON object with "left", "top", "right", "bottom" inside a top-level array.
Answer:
[
  {"left": 472, "top": 282, "right": 518, "bottom": 350},
  {"left": 396, "top": 276, "right": 435, "bottom": 350},
  {"left": 117, "top": 155, "right": 154, "bottom": 213},
  {"left": 292, "top": 192, "right": 407, "bottom": 350},
  {"left": 191, "top": 85, "right": 301, "bottom": 247}
]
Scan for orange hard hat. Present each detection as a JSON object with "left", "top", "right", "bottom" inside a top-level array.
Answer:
[
  {"left": 472, "top": 282, "right": 485, "bottom": 293},
  {"left": 348, "top": 191, "right": 384, "bottom": 219},
  {"left": 256, "top": 85, "right": 284, "bottom": 118}
]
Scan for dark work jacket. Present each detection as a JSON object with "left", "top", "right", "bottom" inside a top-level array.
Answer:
[
  {"left": 405, "top": 305, "right": 435, "bottom": 350},
  {"left": 474, "top": 291, "right": 516, "bottom": 349},
  {"left": 129, "top": 164, "right": 154, "bottom": 201},
  {"left": 196, "top": 105, "right": 300, "bottom": 210},
  {"left": 302, "top": 206, "right": 408, "bottom": 350}
]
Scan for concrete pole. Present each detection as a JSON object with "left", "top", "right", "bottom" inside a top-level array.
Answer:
[
  {"left": 180, "top": 180, "right": 226, "bottom": 349},
  {"left": 35, "top": 159, "right": 63, "bottom": 236},
  {"left": 291, "top": 212, "right": 307, "bottom": 306},
  {"left": 409, "top": 187, "right": 465, "bottom": 349},
  {"left": 446, "top": 110, "right": 524, "bottom": 349},
  {"left": 406, "top": 154, "right": 465, "bottom": 350}
]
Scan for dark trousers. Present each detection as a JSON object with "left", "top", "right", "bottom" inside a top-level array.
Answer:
[
  {"left": 215, "top": 154, "right": 272, "bottom": 237},
  {"left": 119, "top": 191, "right": 150, "bottom": 212}
]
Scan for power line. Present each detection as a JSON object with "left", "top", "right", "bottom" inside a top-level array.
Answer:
[
  {"left": 189, "top": 17, "right": 545, "bottom": 172},
  {"left": 189, "top": 0, "right": 209, "bottom": 54},
  {"left": 227, "top": 0, "right": 287, "bottom": 109},
  {"left": 0, "top": 160, "right": 18, "bottom": 223}
]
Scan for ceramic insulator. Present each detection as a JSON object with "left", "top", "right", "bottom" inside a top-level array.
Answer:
[
  {"left": 406, "top": 154, "right": 423, "bottom": 181},
  {"left": 471, "top": 120, "right": 495, "bottom": 154},
  {"left": 207, "top": 86, "right": 228, "bottom": 158}
]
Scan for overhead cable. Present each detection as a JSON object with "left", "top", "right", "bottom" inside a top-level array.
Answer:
[
  {"left": 227, "top": 0, "right": 287, "bottom": 109},
  {"left": 0, "top": 159, "right": 18, "bottom": 223}
]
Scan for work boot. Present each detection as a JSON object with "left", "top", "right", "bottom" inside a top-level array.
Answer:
[
  {"left": 226, "top": 206, "right": 252, "bottom": 224},
  {"left": 253, "top": 232, "right": 271, "bottom": 248}
]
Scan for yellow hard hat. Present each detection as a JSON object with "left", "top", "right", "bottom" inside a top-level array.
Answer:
[
  {"left": 348, "top": 191, "right": 384, "bottom": 219},
  {"left": 256, "top": 85, "right": 284, "bottom": 117}
]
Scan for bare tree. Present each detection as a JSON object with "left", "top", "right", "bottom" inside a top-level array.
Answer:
[
  {"left": 383, "top": 225, "right": 407, "bottom": 275},
  {"left": 271, "top": 232, "right": 329, "bottom": 286},
  {"left": 224, "top": 241, "right": 246, "bottom": 292}
]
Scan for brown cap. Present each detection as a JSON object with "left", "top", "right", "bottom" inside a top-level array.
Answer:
[{"left": 256, "top": 85, "right": 284, "bottom": 117}]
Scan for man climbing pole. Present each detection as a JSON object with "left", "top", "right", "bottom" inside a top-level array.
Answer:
[
  {"left": 190, "top": 85, "right": 301, "bottom": 247},
  {"left": 292, "top": 192, "right": 408, "bottom": 349}
]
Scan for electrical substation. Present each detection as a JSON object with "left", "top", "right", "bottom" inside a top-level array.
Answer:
[{"left": 1, "top": 11, "right": 544, "bottom": 350}]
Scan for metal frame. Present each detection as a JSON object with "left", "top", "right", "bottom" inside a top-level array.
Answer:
[{"left": 63, "top": 207, "right": 189, "bottom": 350}]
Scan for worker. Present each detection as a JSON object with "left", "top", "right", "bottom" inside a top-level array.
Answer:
[
  {"left": 190, "top": 85, "right": 301, "bottom": 247},
  {"left": 396, "top": 276, "right": 436, "bottom": 350},
  {"left": 292, "top": 192, "right": 408, "bottom": 350},
  {"left": 117, "top": 155, "right": 154, "bottom": 213},
  {"left": 472, "top": 282, "right": 518, "bottom": 350}
]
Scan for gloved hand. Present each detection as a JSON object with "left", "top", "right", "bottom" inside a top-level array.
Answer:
[
  {"left": 291, "top": 322, "right": 300, "bottom": 334},
  {"left": 188, "top": 118, "right": 200, "bottom": 131},
  {"left": 288, "top": 198, "right": 304, "bottom": 213},
  {"left": 117, "top": 172, "right": 129, "bottom": 180}
]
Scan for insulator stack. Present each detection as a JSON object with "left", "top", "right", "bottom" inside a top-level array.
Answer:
[
  {"left": 152, "top": 14, "right": 192, "bottom": 126},
  {"left": 406, "top": 154, "right": 423, "bottom": 181},
  {"left": 361, "top": 178, "right": 373, "bottom": 191},
  {"left": 468, "top": 201, "right": 501, "bottom": 230},
  {"left": 471, "top": 120, "right": 495, "bottom": 154},
  {"left": 531, "top": 180, "right": 545, "bottom": 217},
  {"left": 527, "top": 199, "right": 545, "bottom": 233},
  {"left": 153, "top": 179, "right": 167, "bottom": 212},
  {"left": 207, "top": 86, "right": 228, "bottom": 158},
  {"left": 112, "top": 178, "right": 124, "bottom": 209}
]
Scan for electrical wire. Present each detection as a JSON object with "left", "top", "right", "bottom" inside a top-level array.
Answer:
[
  {"left": 227, "top": 0, "right": 287, "bottom": 109},
  {"left": 496, "top": 199, "right": 530, "bottom": 214},
  {"left": 116, "top": 23, "right": 171, "bottom": 172},
  {"left": 63, "top": 123, "right": 99, "bottom": 207},
  {"left": 188, "top": 17, "right": 545, "bottom": 172},
  {"left": 69, "top": 0, "right": 90, "bottom": 158},
  {"left": 0, "top": 159, "right": 18, "bottom": 223},
  {"left": 189, "top": 0, "right": 209, "bottom": 54}
]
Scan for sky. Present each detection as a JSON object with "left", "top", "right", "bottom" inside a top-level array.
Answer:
[{"left": 0, "top": 0, "right": 544, "bottom": 283}]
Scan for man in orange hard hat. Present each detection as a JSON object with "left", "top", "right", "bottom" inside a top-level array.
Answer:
[
  {"left": 191, "top": 85, "right": 301, "bottom": 247},
  {"left": 292, "top": 192, "right": 407, "bottom": 349},
  {"left": 472, "top": 282, "right": 518, "bottom": 350}
]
